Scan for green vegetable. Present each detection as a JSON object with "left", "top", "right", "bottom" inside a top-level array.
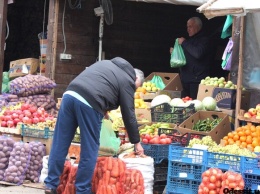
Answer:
[{"left": 192, "top": 118, "right": 222, "bottom": 132}]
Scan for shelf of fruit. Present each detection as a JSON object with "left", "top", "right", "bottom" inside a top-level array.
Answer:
[
  {"left": 239, "top": 104, "right": 260, "bottom": 123},
  {"left": 200, "top": 76, "right": 244, "bottom": 89},
  {"left": 0, "top": 103, "right": 57, "bottom": 135}
]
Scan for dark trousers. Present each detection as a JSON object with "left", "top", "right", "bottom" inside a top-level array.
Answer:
[
  {"left": 181, "top": 83, "right": 200, "bottom": 99},
  {"left": 44, "top": 94, "right": 103, "bottom": 194}
]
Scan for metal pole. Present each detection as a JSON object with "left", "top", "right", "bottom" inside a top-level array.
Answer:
[{"left": 98, "top": 14, "right": 104, "bottom": 61}]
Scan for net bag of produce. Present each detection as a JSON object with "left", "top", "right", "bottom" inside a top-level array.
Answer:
[
  {"left": 198, "top": 168, "right": 223, "bottom": 194},
  {"left": 120, "top": 168, "right": 145, "bottom": 194},
  {"left": 170, "top": 38, "right": 186, "bottom": 68},
  {"left": 220, "top": 170, "right": 244, "bottom": 193},
  {"left": 25, "top": 141, "right": 46, "bottom": 183},
  {"left": 9, "top": 74, "right": 56, "bottom": 97},
  {"left": 63, "top": 165, "right": 78, "bottom": 194},
  {"left": 57, "top": 160, "right": 72, "bottom": 194},
  {"left": 4, "top": 142, "right": 31, "bottom": 185},
  {"left": 119, "top": 152, "right": 154, "bottom": 194},
  {"left": 0, "top": 136, "right": 15, "bottom": 181},
  {"left": 92, "top": 156, "right": 126, "bottom": 194}
]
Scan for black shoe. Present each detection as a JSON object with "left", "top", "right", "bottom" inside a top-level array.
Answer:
[{"left": 45, "top": 188, "right": 57, "bottom": 194}]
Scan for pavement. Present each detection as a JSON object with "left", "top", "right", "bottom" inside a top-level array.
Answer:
[{"left": 0, "top": 183, "right": 45, "bottom": 194}]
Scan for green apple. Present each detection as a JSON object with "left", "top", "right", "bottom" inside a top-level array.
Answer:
[
  {"left": 219, "top": 83, "right": 224, "bottom": 88},
  {"left": 205, "top": 76, "right": 211, "bottom": 80},
  {"left": 227, "top": 81, "right": 233, "bottom": 85},
  {"left": 213, "top": 81, "right": 219, "bottom": 87},
  {"left": 200, "top": 79, "right": 205, "bottom": 84}
]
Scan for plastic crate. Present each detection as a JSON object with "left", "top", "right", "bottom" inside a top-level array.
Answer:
[
  {"left": 242, "top": 156, "right": 260, "bottom": 175},
  {"left": 168, "top": 144, "right": 207, "bottom": 165},
  {"left": 151, "top": 103, "right": 195, "bottom": 125},
  {"left": 243, "top": 174, "right": 260, "bottom": 190},
  {"left": 154, "top": 160, "right": 168, "bottom": 182},
  {"left": 21, "top": 125, "right": 53, "bottom": 139},
  {"left": 166, "top": 177, "right": 200, "bottom": 194},
  {"left": 168, "top": 161, "right": 205, "bottom": 181},
  {"left": 141, "top": 143, "right": 179, "bottom": 164},
  {"left": 207, "top": 152, "right": 242, "bottom": 171}
]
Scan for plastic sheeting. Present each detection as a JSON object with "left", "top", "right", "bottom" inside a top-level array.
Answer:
[
  {"left": 125, "top": 0, "right": 207, "bottom": 6},
  {"left": 230, "top": 13, "right": 260, "bottom": 108}
]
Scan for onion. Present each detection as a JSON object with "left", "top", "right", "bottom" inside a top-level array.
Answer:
[{"left": 202, "top": 97, "right": 217, "bottom": 111}]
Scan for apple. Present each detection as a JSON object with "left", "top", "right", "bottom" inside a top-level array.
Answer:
[
  {"left": 248, "top": 108, "right": 257, "bottom": 116},
  {"left": 256, "top": 104, "right": 260, "bottom": 111},
  {"left": 244, "top": 112, "right": 252, "bottom": 118}
]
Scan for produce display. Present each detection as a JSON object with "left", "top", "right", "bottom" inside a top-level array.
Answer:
[
  {"left": 198, "top": 168, "right": 245, "bottom": 194},
  {"left": 141, "top": 81, "right": 161, "bottom": 92},
  {"left": 192, "top": 118, "right": 222, "bottom": 132},
  {"left": 243, "top": 103, "right": 260, "bottom": 120},
  {"left": 139, "top": 122, "right": 171, "bottom": 136},
  {"left": 221, "top": 123, "right": 260, "bottom": 151},
  {"left": 200, "top": 76, "right": 238, "bottom": 89},
  {"left": 134, "top": 98, "right": 148, "bottom": 109}
]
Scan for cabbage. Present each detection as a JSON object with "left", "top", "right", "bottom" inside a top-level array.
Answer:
[
  {"left": 191, "top": 100, "right": 203, "bottom": 111},
  {"left": 169, "top": 98, "right": 184, "bottom": 107},
  {"left": 151, "top": 94, "right": 171, "bottom": 107},
  {"left": 202, "top": 97, "right": 217, "bottom": 111}
]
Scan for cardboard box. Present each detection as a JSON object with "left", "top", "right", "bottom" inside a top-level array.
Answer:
[
  {"left": 9, "top": 58, "right": 39, "bottom": 79},
  {"left": 23, "top": 136, "right": 53, "bottom": 155},
  {"left": 219, "top": 108, "right": 235, "bottom": 130},
  {"left": 68, "top": 143, "right": 80, "bottom": 163},
  {"left": 197, "top": 84, "right": 251, "bottom": 110},
  {"left": 143, "top": 72, "right": 183, "bottom": 100},
  {"left": 0, "top": 133, "right": 22, "bottom": 142},
  {"left": 178, "top": 111, "right": 232, "bottom": 144}
]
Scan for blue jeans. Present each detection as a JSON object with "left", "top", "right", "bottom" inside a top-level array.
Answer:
[{"left": 44, "top": 94, "right": 103, "bottom": 194}]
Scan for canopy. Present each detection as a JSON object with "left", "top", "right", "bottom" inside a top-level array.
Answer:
[
  {"left": 126, "top": 0, "right": 207, "bottom": 6},
  {"left": 197, "top": 0, "right": 260, "bottom": 19}
]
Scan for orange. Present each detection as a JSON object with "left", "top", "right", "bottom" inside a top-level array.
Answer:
[
  {"left": 245, "top": 129, "right": 251, "bottom": 136},
  {"left": 223, "top": 136, "right": 228, "bottom": 141},
  {"left": 236, "top": 127, "right": 242, "bottom": 132},
  {"left": 240, "top": 136, "right": 246, "bottom": 142},
  {"left": 251, "top": 127, "right": 256, "bottom": 133},
  {"left": 246, "top": 137, "right": 252, "bottom": 144},
  {"left": 228, "top": 132, "right": 234, "bottom": 138},
  {"left": 238, "top": 131, "right": 245, "bottom": 137},
  {"left": 233, "top": 134, "right": 239, "bottom": 141},
  {"left": 247, "top": 144, "right": 253, "bottom": 151},
  {"left": 252, "top": 140, "right": 258, "bottom": 147},
  {"left": 235, "top": 141, "right": 241, "bottom": 146},
  {"left": 134, "top": 92, "right": 141, "bottom": 99},
  {"left": 240, "top": 142, "right": 247, "bottom": 149},
  {"left": 228, "top": 139, "right": 235, "bottom": 145}
]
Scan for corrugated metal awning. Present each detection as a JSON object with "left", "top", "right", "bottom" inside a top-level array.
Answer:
[{"left": 197, "top": 0, "right": 260, "bottom": 19}]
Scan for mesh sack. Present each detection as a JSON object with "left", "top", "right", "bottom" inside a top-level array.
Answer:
[
  {"left": 25, "top": 141, "right": 46, "bottom": 183},
  {"left": 57, "top": 160, "right": 72, "bottom": 194},
  {"left": 9, "top": 74, "right": 56, "bottom": 97},
  {"left": 4, "top": 142, "right": 31, "bottom": 185},
  {"left": 0, "top": 136, "right": 15, "bottom": 181}
]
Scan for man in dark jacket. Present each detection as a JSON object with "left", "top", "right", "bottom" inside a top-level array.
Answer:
[
  {"left": 44, "top": 57, "right": 144, "bottom": 194},
  {"left": 171, "top": 17, "right": 211, "bottom": 99}
]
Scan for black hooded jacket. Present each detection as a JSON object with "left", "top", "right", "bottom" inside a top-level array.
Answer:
[
  {"left": 66, "top": 57, "right": 140, "bottom": 144},
  {"left": 180, "top": 31, "right": 212, "bottom": 83}
]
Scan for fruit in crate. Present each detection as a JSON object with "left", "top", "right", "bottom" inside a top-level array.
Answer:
[
  {"left": 200, "top": 76, "right": 240, "bottom": 89},
  {"left": 142, "top": 133, "right": 172, "bottom": 144},
  {"left": 139, "top": 122, "right": 170, "bottom": 136},
  {"left": 243, "top": 104, "right": 260, "bottom": 120},
  {"left": 134, "top": 99, "right": 148, "bottom": 109},
  {"left": 141, "top": 81, "right": 160, "bottom": 93}
]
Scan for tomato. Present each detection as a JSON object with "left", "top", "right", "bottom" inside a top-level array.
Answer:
[
  {"left": 160, "top": 134, "right": 167, "bottom": 139},
  {"left": 153, "top": 137, "right": 160, "bottom": 144},
  {"left": 29, "top": 106, "right": 37, "bottom": 113},
  {"left": 0, "top": 115, "right": 5, "bottom": 121},
  {"left": 209, "top": 190, "right": 217, "bottom": 194},
  {"left": 21, "top": 103, "right": 30, "bottom": 111},
  {"left": 1, "top": 121, "right": 7, "bottom": 127},
  {"left": 208, "top": 183, "right": 216, "bottom": 190},
  {"left": 4, "top": 115, "right": 12, "bottom": 121},
  {"left": 6, "top": 120, "right": 14, "bottom": 128},
  {"left": 165, "top": 138, "right": 172, "bottom": 144},
  {"left": 210, "top": 175, "right": 216, "bottom": 183},
  {"left": 202, "top": 176, "right": 209, "bottom": 184},
  {"left": 159, "top": 139, "right": 167, "bottom": 144},
  {"left": 12, "top": 113, "right": 19, "bottom": 119},
  {"left": 144, "top": 134, "right": 151, "bottom": 141},
  {"left": 32, "top": 117, "right": 40, "bottom": 124}
]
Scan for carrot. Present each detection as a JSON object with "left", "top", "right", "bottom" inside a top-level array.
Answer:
[
  {"left": 118, "top": 158, "right": 126, "bottom": 175},
  {"left": 116, "top": 181, "right": 121, "bottom": 193},
  {"left": 105, "top": 170, "right": 111, "bottom": 185},
  {"left": 110, "top": 159, "right": 119, "bottom": 177},
  {"left": 107, "top": 157, "right": 113, "bottom": 171},
  {"left": 97, "top": 156, "right": 107, "bottom": 162},
  {"left": 131, "top": 169, "right": 138, "bottom": 183},
  {"left": 97, "top": 166, "right": 103, "bottom": 179},
  {"left": 131, "top": 182, "right": 137, "bottom": 190},
  {"left": 106, "top": 185, "right": 112, "bottom": 194},
  {"left": 111, "top": 184, "right": 117, "bottom": 194},
  {"left": 109, "top": 177, "right": 117, "bottom": 184}
]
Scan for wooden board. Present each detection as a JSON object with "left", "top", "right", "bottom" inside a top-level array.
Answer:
[
  {"left": 0, "top": 180, "right": 16, "bottom": 186},
  {"left": 22, "top": 182, "right": 45, "bottom": 190}
]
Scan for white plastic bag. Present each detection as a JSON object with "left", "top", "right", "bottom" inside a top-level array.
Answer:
[{"left": 118, "top": 153, "right": 154, "bottom": 194}]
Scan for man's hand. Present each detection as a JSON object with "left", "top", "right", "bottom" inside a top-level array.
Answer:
[
  {"left": 134, "top": 142, "right": 144, "bottom": 155},
  {"left": 178, "top": 37, "right": 186, "bottom": 45},
  {"left": 170, "top": 47, "right": 173, "bottom": 54}
]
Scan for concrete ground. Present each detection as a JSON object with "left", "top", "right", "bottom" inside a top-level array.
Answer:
[{"left": 0, "top": 185, "right": 45, "bottom": 194}]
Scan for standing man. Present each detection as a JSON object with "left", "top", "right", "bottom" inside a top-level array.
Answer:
[
  {"left": 44, "top": 57, "right": 144, "bottom": 194},
  {"left": 170, "top": 17, "right": 212, "bottom": 99}
]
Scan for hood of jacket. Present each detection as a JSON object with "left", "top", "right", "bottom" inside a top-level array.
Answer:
[{"left": 111, "top": 57, "right": 136, "bottom": 81}]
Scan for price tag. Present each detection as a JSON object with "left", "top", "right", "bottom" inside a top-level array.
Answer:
[{"left": 179, "top": 173, "right": 187, "bottom": 178}]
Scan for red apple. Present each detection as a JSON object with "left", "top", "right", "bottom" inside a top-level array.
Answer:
[
  {"left": 248, "top": 108, "right": 257, "bottom": 116},
  {"left": 244, "top": 112, "right": 252, "bottom": 118}
]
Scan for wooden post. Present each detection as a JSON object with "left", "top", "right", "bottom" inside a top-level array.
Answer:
[
  {"left": 0, "top": 0, "right": 7, "bottom": 93},
  {"left": 235, "top": 16, "right": 246, "bottom": 129}
]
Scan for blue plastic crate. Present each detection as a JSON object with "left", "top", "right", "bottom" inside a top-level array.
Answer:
[
  {"left": 168, "top": 161, "right": 205, "bottom": 181},
  {"left": 166, "top": 177, "right": 200, "bottom": 194},
  {"left": 141, "top": 143, "right": 179, "bottom": 164},
  {"left": 21, "top": 124, "right": 53, "bottom": 139},
  {"left": 243, "top": 174, "right": 260, "bottom": 190},
  {"left": 242, "top": 156, "right": 260, "bottom": 175},
  {"left": 168, "top": 144, "right": 207, "bottom": 165},
  {"left": 207, "top": 152, "right": 242, "bottom": 171}
]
